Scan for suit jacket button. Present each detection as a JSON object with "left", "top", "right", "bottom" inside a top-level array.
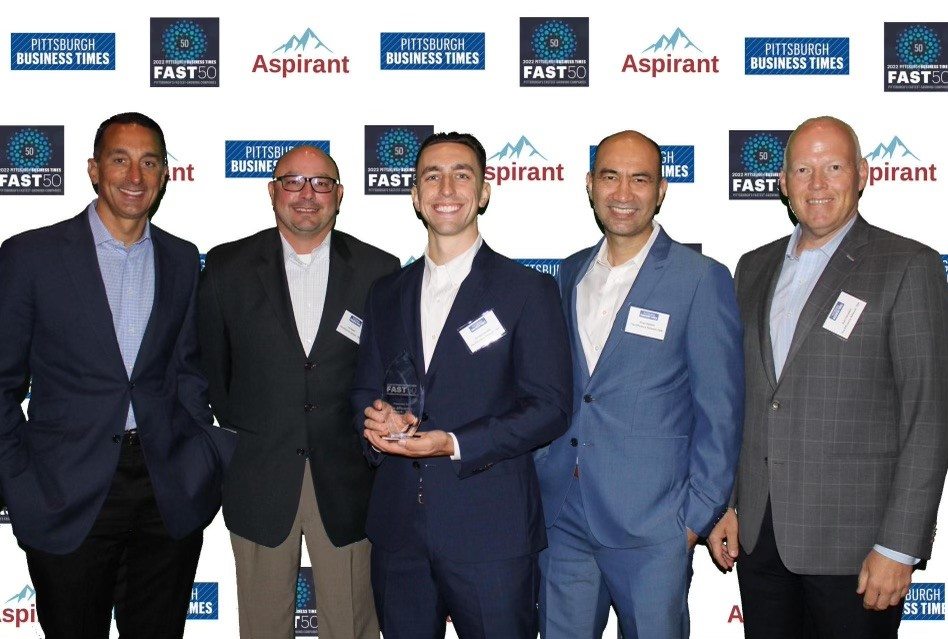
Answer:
[
  {"left": 570, "top": 438, "right": 578, "bottom": 447},
  {"left": 764, "top": 456, "right": 768, "bottom": 465},
  {"left": 771, "top": 400, "right": 780, "bottom": 410},
  {"left": 296, "top": 448, "right": 306, "bottom": 455},
  {"left": 303, "top": 403, "right": 315, "bottom": 412},
  {"left": 412, "top": 461, "right": 420, "bottom": 469},
  {"left": 304, "top": 362, "right": 315, "bottom": 371},
  {"left": 112, "top": 434, "right": 122, "bottom": 444},
  {"left": 583, "top": 394, "right": 593, "bottom": 403},
  {"left": 128, "top": 382, "right": 135, "bottom": 390},
  {"left": 421, "top": 412, "right": 429, "bottom": 422}
]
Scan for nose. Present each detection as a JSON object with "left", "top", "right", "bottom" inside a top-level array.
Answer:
[
  {"left": 811, "top": 169, "right": 828, "bottom": 189},
  {"left": 438, "top": 175, "right": 456, "bottom": 196},
  {"left": 614, "top": 175, "right": 635, "bottom": 200},
  {"left": 127, "top": 161, "right": 143, "bottom": 184}
]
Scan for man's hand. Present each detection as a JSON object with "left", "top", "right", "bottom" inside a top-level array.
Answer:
[
  {"left": 364, "top": 399, "right": 417, "bottom": 439},
  {"left": 856, "top": 549, "right": 913, "bottom": 611},
  {"left": 364, "top": 427, "right": 454, "bottom": 458},
  {"left": 707, "top": 508, "right": 739, "bottom": 572},
  {"left": 686, "top": 527, "right": 699, "bottom": 551}
]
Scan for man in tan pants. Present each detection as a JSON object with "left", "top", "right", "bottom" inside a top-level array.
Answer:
[{"left": 198, "top": 145, "right": 399, "bottom": 638}]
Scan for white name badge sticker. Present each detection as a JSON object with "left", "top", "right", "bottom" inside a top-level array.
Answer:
[
  {"left": 459, "top": 310, "right": 507, "bottom": 354},
  {"left": 822, "top": 291, "right": 866, "bottom": 339},
  {"left": 624, "top": 306, "right": 670, "bottom": 341},
  {"left": 336, "top": 310, "right": 363, "bottom": 344}
]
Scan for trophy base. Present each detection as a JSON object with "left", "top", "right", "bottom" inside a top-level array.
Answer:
[{"left": 382, "top": 433, "right": 422, "bottom": 441}]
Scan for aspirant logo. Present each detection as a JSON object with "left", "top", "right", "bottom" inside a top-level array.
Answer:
[
  {"left": 1, "top": 585, "right": 37, "bottom": 628},
  {"left": 485, "top": 135, "right": 564, "bottom": 186},
  {"left": 623, "top": 27, "right": 719, "bottom": 76},
  {"left": 864, "top": 136, "right": 938, "bottom": 186},
  {"left": 253, "top": 26, "right": 349, "bottom": 77}
]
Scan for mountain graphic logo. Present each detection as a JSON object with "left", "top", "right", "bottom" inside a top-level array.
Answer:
[
  {"left": 5, "top": 585, "right": 35, "bottom": 604},
  {"left": 642, "top": 28, "right": 703, "bottom": 54},
  {"left": 273, "top": 28, "right": 333, "bottom": 54},
  {"left": 488, "top": 136, "right": 548, "bottom": 161},
  {"left": 864, "top": 136, "right": 920, "bottom": 161}
]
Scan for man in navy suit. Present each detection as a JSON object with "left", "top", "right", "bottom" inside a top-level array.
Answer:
[
  {"left": 351, "top": 132, "right": 572, "bottom": 638},
  {"left": 535, "top": 130, "right": 744, "bottom": 638},
  {"left": 0, "top": 112, "right": 233, "bottom": 639}
]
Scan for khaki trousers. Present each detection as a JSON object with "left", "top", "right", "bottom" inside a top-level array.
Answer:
[{"left": 231, "top": 461, "right": 377, "bottom": 639}]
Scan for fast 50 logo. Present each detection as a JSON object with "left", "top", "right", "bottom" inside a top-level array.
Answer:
[
  {"left": 11, "top": 33, "right": 115, "bottom": 70},
  {"left": 520, "top": 17, "right": 589, "bottom": 87},
  {"left": 0, "top": 126, "right": 64, "bottom": 195},
  {"left": 150, "top": 18, "right": 219, "bottom": 87},
  {"left": 885, "top": 23, "right": 948, "bottom": 91},
  {"left": 622, "top": 27, "right": 718, "bottom": 76},
  {"left": 485, "top": 135, "right": 565, "bottom": 186},
  {"left": 863, "top": 135, "right": 938, "bottom": 187},
  {"left": 252, "top": 27, "right": 349, "bottom": 77},
  {"left": 295, "top": 567, "right": 318, "bottom": 636},
  {"left": 728, "top": 130, "right": 790, "bottom": 200},
  {"left": 364, "top": 125, "right": 433, "bottom": 194}
]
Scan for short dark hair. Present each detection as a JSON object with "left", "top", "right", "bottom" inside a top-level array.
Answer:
[
  {"left": 92, "top": 112, "right": 167, "bottom": 163},
  {"left": 414, "top": 131, "right": 487, "bottom": 180}
]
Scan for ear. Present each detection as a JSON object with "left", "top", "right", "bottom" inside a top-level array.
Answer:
[
  {"left": 478, "top": 181, "right": 491, "bottom": 208},
  {"left": 410, "top": 183, "right": 420, "bottom": 211},
  {"left": 268, "top": 179, "right": 277, "bottom": 204},
  {"left": 857, "top": 158, "right": 868, "bottom": 192},
  {"left": 778, "top": 170, "right": 788, "bottom": 198},
  {"left": 656, "top": 178, "right": 668, "bottom": 206},
  {"left": 87, "top": 157, "right": 99, "bottom": 188},
  {"left": 335, "top": 183, "right": 345, "bottom": 209},
  {"left": 585, "top": 170, "right": 593, "bottom": 196}
]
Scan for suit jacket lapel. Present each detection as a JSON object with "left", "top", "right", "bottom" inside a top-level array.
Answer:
[
  {"left": 131, "top": 227, "right": 173, "bottom": 378},
  {"left": 757, "top": 242, "right": 785, "bottom": 390},
  {"left": 568, "top": 243, "right": 599, "bottom": 384},
  {"left": 255, "top": 229, "right": 303, "bottom": 355},
  {"left": 591, "top": 229, "right": 671, "bottom": 380},
  {"left": 60, "top": 211, "right": 126, "bottom": 377},
  {"left": 309, "top": 233, "right": 354, "bottom": 358},
  {"left": 780, "top": 216, "right": 869, "bottom": 380}
]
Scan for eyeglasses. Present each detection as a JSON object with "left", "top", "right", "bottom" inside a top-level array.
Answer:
[{"left": 272, "top": 175, "right": 339, "bottom": 193}]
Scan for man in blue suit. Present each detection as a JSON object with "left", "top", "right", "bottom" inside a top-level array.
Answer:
[
  {"left": 535, "top": 130, "right": 744, "bottom": 638},
  {"left": 0, "top": 112, "right": 234, "bottom": 639},
  {"left": 351, "top": 132, "right": 572, "bottom": 638}
]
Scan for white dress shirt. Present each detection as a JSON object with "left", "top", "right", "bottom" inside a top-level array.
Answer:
[
  {"left": 576, "top": 223, "right": 661, "bottom": 374},
  {"left": 280, "top": 230, "right": 331, "bottom": 354},
  {"left": 420, "top": 234, "right": 483, "bottom": 460}
]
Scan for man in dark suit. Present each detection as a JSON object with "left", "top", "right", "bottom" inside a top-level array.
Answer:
[
  {"left": 198, "top": 145, "right": 399, "bottom": 639},
  {"left": 537, "top": 130, "right": 743, "bottom": 638},
  {"left": 0, "top": 112, "right": 234, "bottom": 639},
  {"left": 708, "top": 116, "right": 948, "bottom": 638},
  {"left": 352, "top": 132, "right": 572, "bottom": 638}
]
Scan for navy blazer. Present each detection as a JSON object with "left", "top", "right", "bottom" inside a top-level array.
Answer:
[
  {"left": 0, "top": 211, "right": 234, "bottom": 554},
  {"left": 350, "top": 243, "right": 572, "bottom": 562},
  {"left": 536, "top": 229, "right": 744, "bottom": 547}
]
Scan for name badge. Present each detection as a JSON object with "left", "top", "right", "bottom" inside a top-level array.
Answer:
[
  {"left": 458, "top": 309, "right": 506, "bottom": 353},
  {"left": 822, "top": 291, "right": 866, "bottom": 339},
  {"left": 336, "top": 310, "right": 363, "bottom": 344},
  {"left": 624, "top": 306, "right": 669, "bottom": 340}
]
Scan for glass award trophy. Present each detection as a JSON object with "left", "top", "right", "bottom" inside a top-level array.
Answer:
[{"left": 382, "top": 351, "right": 423, "bottom": 441}]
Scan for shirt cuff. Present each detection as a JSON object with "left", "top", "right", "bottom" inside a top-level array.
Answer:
[
  {"left": 448, "top": 432, "right": 460, "bottom": 460},
  {"left": 873, "top": 544, "right": 920, "bottom": 565}
]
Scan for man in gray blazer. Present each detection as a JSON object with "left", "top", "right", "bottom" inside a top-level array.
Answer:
[{"left": 708, "top": 116, "right": 947, "bottom": 638}]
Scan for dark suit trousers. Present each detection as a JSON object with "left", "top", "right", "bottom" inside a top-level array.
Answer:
[
  {"left": 22, "top": 431, "right": 203, "bottom": 639},
  {"left": 737, "top": 500, "right": 902, "bottom": 639},
  {"left": 370, "top": 494, "right": 539, "bottom": 639}
]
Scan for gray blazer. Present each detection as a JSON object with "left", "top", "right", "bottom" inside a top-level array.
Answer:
[{"left": 734, "top": 214, "right": 948, "bottom": 574}]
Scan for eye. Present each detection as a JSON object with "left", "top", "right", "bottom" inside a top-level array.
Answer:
[
  {"left": 455, "top": 172, "right": 471, "bottom": 180},
  {"left": 112, "top": 157, "right": 127, "bottom": 165},
  {"left": 830, "top": 164, "right": 842, "bottom": 171},
  {"left": 599, "top": 173, "right": 616, "bottom": 181}
]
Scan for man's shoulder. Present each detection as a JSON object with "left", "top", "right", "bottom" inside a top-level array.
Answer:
[
  {"left": 862, "top": 219, "right": 938, "bottom": 261},
  {"left": 737, "top": 235, "right": 789, "bottom": 273},
  {"left": 1, "top": 211, "right": 85, "bottom": 257},
  {"left": 150, "top": 223, "right": 199, "bottom": 258},
  {"left": 203, "top": 228, "right": 274, "bottom": 267},
  {"left": 483, "top": 245, "right": 557, "bottom": 291},
  {"left": 333, "top": 230, "right": 399, "bottom": 269}
]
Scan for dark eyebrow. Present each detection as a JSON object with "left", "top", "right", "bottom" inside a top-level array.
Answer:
[{"left": 420, "top": 163, "right": 476, "bottom": 175}]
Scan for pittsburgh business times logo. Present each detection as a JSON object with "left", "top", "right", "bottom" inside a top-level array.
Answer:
[
  {"left": 864, "top": 135, "right": 938, "bottom": 186},
  {"left": 186, "top": 582, "right": 218, "bottom": 620},
  {"left": 903, "top": 583, "right": 945, "bottom": 620},
  {"left": 11, "top": 33, "right": 115, "bottom": 70},
  {"left": 941, "top": 255, "right": 948, "bottom": 283},
  {"left": 520, "top": 17, "right": 589, "bottom": 87},
  {"left": 622, "top": 27, "right": 719, "bottom": 76},
  {"left": 0, "top": 125, "right": 64, "bottom": 195},
  {"left": 364, "top": 125, "right": 433, "bottom": 194},
  {"left": 885, "top": 23, "right": 948, "bottom": 91},
  {"left": 295, "top": 567, "right": 318, "bottom": 636},
  {"left": 150, "top": 17, "right": 219, "bottom": 87},
  {"left": 515, "top": 259, "right": 561, "bottom": 278},
  {"left": 224, "top": 140, "right": 330, "bottom": 178},
  {"left": 589, "top": 144, "right": 695, "bottom": 183},
  {"left": 252, "top": 26, "right": 349, "bottom": 77},
  {"left": 1, "top": 585, "right": 36, "bottom": 629},
  {"left": 380, "top": 32, "right": 485, "bottom": 70},
  {"left": 729, "top": 130, "right": 790, "bottom": 200},
  {"left": 745, "top": 37, "right": 848, "bottom": 75},
  {"left": 485, "top": 135, "right": 565, "bottom": 187}
]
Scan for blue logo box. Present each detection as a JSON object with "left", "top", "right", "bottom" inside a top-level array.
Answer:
[
  {"left": 224, "top": 140, "right": 330, "bottom": 178},
  {"left": 380, "top": 32, "right": 485, "bottom": 70},
  {"left": 11, "top": 33, "right": 115, "bottom": 70},
  {"left": 187, "top": 582, "right": 218, "bottom": 620},
  {"left": 745, "top": 37, "right": 848, "bottom": 75},
  {"left": 903, "top": 583, "right": 945, "bottom": 621}
]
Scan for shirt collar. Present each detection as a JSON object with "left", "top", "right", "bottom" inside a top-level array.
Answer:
[
  {"left": 280, "top": 229, "right": 331, "bottom": 267},
  {"left": 785, "top": 213, "right": 858, "bottom": 261},
  {"left": 424, "top": 235, "right": 483, "bottom": 288},
  {"left": 592, "top": 221, "right": 661, "bottom": 272},
  {"left": 87, "top": 201, "right": 151, "bottom": 247}
]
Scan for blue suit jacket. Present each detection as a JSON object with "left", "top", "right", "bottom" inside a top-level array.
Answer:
[
  {"left": 0, "top": 211, "right": 234, "bottom": 553},
  {"left": 350, "top": 243, "right": 572, "bottom": 562},
  {"left": 535, "top": 229, "right": 744, "bottom": 547}
]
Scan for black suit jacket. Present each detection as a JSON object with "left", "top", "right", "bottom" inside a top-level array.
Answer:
[
  {"left": 198, "top": 228, "right": 399, "bottom": 547},
  {"left": 0, "top": 210, "right": 234, "bottom": 554}
]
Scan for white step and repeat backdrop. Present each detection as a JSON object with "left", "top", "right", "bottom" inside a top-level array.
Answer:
[{"left": 1, "top": 1, "right": 946, "bottom": 636}]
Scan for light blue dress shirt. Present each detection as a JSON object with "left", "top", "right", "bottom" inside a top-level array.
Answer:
[
  {"left": 87, "top": 203, "right": 155, "bottom": 431},
  {"left": 769, "top": 214, "right": 917, "bottom": 566}
]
